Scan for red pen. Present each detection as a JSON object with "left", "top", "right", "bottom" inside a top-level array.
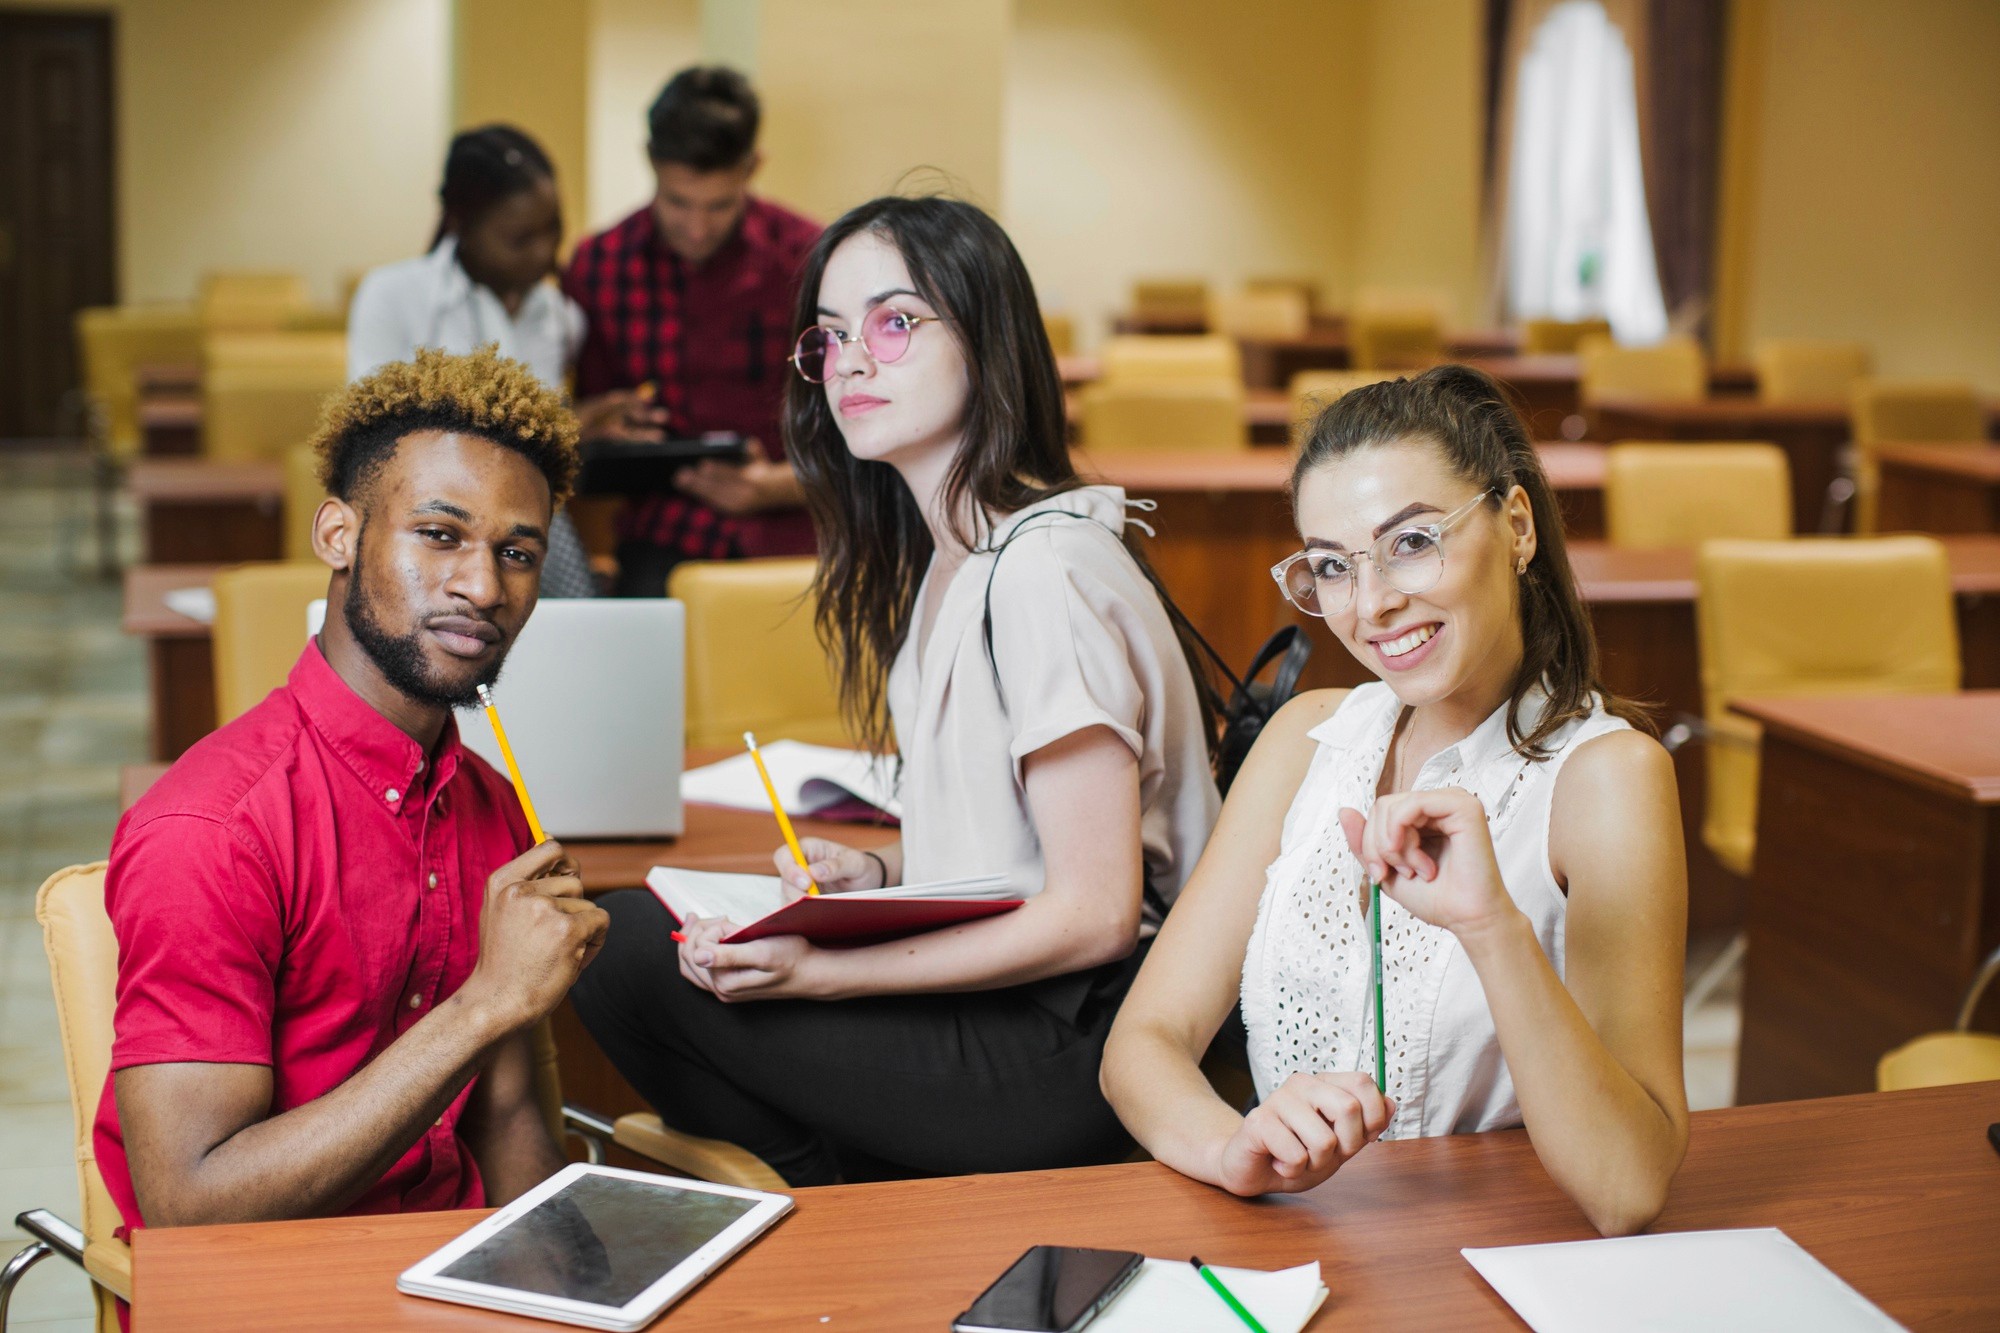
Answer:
[{"left": 670, "top": 930, "right": 686, "bottom": 943}]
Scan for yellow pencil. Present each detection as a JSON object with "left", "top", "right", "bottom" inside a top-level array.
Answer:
[
  {"left": 744, "top": 731, "right": 816, "bottom": 894},
  {"left": 477, "top": 684, "right": 547, "bottom": 845}
]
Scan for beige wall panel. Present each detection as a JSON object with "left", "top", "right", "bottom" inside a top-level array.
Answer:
[
  {"left": 454, "top": 0, "right": 591, "bottom": 252},
  {"left": 585, "top": 0, "right": 701, "bottom": 231}
]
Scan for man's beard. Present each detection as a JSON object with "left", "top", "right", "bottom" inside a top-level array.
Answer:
[{"left": 343, "top": 545, "right": 504, "bottom": 710}]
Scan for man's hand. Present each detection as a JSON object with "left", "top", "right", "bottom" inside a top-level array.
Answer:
[
  {"left": 574, "top": 388, "right": 670, "bottom": 442},
  {"left": 461, "top": 841, "right": 610, "bottom": 1033},
  {"left": 674, "top": 439, "right": 803, "bottom": 515}
]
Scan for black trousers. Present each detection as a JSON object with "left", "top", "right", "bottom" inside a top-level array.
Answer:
[
  {"left": 568, "top": 888, "right": 1144, "bottom": 1187},
  {"left": 610, "top": 540, "right": 685, "bottom": 598}
]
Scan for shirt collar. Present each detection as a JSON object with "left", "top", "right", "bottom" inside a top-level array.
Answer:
[
  {"left": 1304, "top": 680, "right": 1553, "bottom": 776},
  {"left": 288, "top": 641, "right": 465, "bottom": 814}
]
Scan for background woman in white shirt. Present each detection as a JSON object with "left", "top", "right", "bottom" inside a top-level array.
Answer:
[
  {"left": 1102, "top": 366, "right": 1689, "bottom": 1236},
  {"left": 570, "top": 196, "right": 1221, "bottom": 1185},
  {"left": 347, "top": 125, "right": 596, "bottom": 596}
]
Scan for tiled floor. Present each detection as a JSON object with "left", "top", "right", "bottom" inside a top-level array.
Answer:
[
  {"left": 1, "top": 447, "right": 138, "bottom": 1332},
  {"left": 0, "top": 443, "right": 1742, "bottom": 1330}
]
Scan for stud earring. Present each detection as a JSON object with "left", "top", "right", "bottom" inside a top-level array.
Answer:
[{"left": 1516, "top": 557, "right": 1528, "bottom": 575}]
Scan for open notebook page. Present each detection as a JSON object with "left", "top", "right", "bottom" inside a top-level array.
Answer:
[
  {"left": 646, "top": 868, "right": 1015, "bottom": 924},
  {"left": 1091, "top": 1260, "right": 1326, "bottom": 1333},
  {"left": 680, "top": 742, "right": 900, "bottom": 818}
]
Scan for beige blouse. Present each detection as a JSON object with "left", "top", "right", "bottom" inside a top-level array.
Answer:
[{"left": 886, "top": 485, "right": 1219, "bottom": 928}]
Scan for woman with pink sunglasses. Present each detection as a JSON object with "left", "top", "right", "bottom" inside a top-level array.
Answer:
[{"left": 571, "top": 196, "right": 1221, "bottom": 1185}]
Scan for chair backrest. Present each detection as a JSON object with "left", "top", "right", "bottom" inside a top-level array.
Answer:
[
  {"left": 1752, "top": 339, "right": 1871, "bottom": 404},
  {"left": 1208, "top": 288, "right": 1309, "bottom": 341},
  {"left": 668, "top": 558, "right": 848, "bottom": 750},
  {"left": 1079, "top": 380, "right": 1249, "bottom": 453},
  {"left": 1696, "top": 537, "right": 1960, "bottom": 718},
  {"left": 201, "top": 332, "right": 348, "bottom": 461},
  {"left": 35, "top": 863, "right": 123, "bottom": 1265},
  {"left": 1244, "top": 276, "right": 1319, "bottom": 314},
  {"left": 1041, "top": 312, "right": 1076, "bottom": 358},
  {"left": 1289, "top": 369, "right": 1402, "bottom": 426},
  {"left": 1521, "top": 317, "right": 1612, "bottom": 355},
  {"left": 1098, "top": 334, "right": 1241, "bottom": 384},
  {"left": 1349, "top": 309, "right": 1442, "bottom": 370},
  {"left": 199, "top": 271, "right": 311, "bottom": 332},
  {"left": 212, "top": 562, "right": 328, "bottom": 723},
  {"left": 1579, "top": 335, "right": 1706, "bottom": 404},
  {"left": 1129, "top": 279, "right": 1210, "bottom": 329},
  {"left": 284, "top": 443, "right": 328, "bottom": 562},
  {"left": 1604, "top": 443, "right": 1792, "bottom": 549},
  {"left": 73, "top": 305, "right": 203, "bottom": 459},
  {"left": 1850, "top": 379, "right": 1985, "bottom": 447}
]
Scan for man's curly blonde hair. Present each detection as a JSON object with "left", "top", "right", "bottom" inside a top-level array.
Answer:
[{"left": 311, "top": 346, "right": 580, "bottom": 507}]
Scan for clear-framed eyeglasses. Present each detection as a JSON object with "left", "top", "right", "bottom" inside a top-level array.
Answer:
[
  {"left": 789, "top": 304, "right": 937, "bottom": 383},
  {"left": 1270, "top": 489, "right": 1497, "bottom": 615}
]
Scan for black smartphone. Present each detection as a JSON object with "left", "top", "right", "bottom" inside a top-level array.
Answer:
[
  {"left": 952, "top": 1245, "right": 1145, "bottom": 1333},
  {"left": 574, "top": 434, "right": 752, "bottom": 495},
  {"left": 1988, "top": 1122, "right": 2000, "bottom": 1157}
]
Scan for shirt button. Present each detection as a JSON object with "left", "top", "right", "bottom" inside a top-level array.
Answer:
[
  {"left": 408, "top": 993, "right": 423, "bottom": 1009},
  {"left": 428, "top": 873, "right": 438, "bottom": 889},
  {"left": 385, "top": 787, "right": 401, "bottom": 803}
]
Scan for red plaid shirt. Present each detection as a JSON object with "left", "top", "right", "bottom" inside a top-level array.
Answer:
[{"left": 565, "top": 196, "right": 821, "bottom": 559}]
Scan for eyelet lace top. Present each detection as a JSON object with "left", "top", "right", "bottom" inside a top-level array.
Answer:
[{"left": 1239, "top": 682, "right": 1629, "bottom": 1139}]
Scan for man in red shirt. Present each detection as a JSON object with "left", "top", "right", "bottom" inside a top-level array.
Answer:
[
  {"left": 97, "top": 347, "right": 610, "bottom": 1241},
  {"left": 565, "top": 65, "right": 822, "bottom": 595}
]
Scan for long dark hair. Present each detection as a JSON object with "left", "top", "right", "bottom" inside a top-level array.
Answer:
[
  {"left": 431, "top": 125, "right": 554, "bottom": 249},
  {"left": 1290, "top": 363, "right": 1649, "bottom": 757},
  {"left": 786, "top": 196, "right": 1216, "bottom": 757}
]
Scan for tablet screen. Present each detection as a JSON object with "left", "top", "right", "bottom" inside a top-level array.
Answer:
[{"left": 439, "top": 1173, "right": 761, "bottom": 1308}]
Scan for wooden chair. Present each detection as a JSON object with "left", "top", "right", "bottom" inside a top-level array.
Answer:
[
  {"left": 1876, "top": 946, "right": 2000, "bottom": 1090},
  {"left": 669, "top": 558, "right": 848, "bottom": 750},
  {"left": 1041, "top": 312, "right": 1076, "bottom": 358},
  {"left": 1288, "top": 370, "right": 1402, "bottom": 435},
  {"left": 1207, "top": 288, "right": 1309, "bottom": 341},
  {"left": 283, "top": 443, "right": 327, "bottom": 562},
  {"left": 1520, "top": 317, "right": 1611, "bottom": 355},
  {"left": 1693, "top": 537, "right": 1960, "bottom": 879},
  {"left": 72, "top": 305, "right": 202, "bottom": 460},
  {"left": 201, "top": 332, "right": 347, "bottom": 462},
  {"left": 1128, "top": 279, "right": 1210, "bottom": 331},
  {"left": 1348, "top": 309, "right": 1442, "bottom": 371},
  {"left": 1604, "top": 443, "right": 1791, "bottom": 549},
  {"left": 1578, "top": 334, "right": 1705, "bottom": 404},
  {"left": 1848, "top": 380, "right": 1986, "bottom": 533},
  {"left": 1079, "top": 381, "right": 1248, "bottom": 454},
  {"left": 1097, "top": 335, "right": 1241, "bottom": 385},
  {"left": 1752, "top": 339, "right": 1870, "bottom": 404},
  {"left": 211, "top": 562, "right": 328, "bottom": 724},
  {"left": 198, "top": 272, "right": 311, "bottom": 333},
  {"left": 2, "top": 864, "right": 784, "bottom": 1332}
]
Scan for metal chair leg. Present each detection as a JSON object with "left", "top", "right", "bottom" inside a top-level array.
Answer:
[
  {"left": 0, "top": 1240, "right": 56, "bottom": 1330},
  {"left": 1685, "top": 931, "right": 1747, "bottom": 1021}
]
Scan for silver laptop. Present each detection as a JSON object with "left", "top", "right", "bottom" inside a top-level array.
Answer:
[{"left": 307, "top": 598, "right": 685, "bottom": 838}]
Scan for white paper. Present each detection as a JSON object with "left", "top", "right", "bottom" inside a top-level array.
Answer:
[
  {"left": 164, "top": 586, "right": 216, "bottom": 624},
  {"left": 1092, "top": 1260, "right": 1327, "bottom": 1333},
  {"left": 680, "top": 741, "right": 900, "bottom": 819},
  {"left": 645, "top": 868, "right": 1016, "bottom": 924},
  {"left": 1462, "top": 1228, "right": 1903, "bottom": 1333}
]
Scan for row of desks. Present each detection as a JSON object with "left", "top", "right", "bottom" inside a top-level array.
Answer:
[{"left": 130, "top": 1079, "right": 2000, "bottom": 1331}]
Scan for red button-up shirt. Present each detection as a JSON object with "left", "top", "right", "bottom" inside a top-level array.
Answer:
[
  {"left": 94, "top": 641, "right": 530, "bottom": 1236},
  {"left": 564, "top": 195, "right": 821, "bottom": 560}
]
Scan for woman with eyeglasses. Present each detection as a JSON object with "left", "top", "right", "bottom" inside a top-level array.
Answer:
[
  {"left": 570, "top": 196, "right": 1221, "bottom": 1185},
  {"left": 1101, "top": 365, "right": 1689, "bottom": 1235}
]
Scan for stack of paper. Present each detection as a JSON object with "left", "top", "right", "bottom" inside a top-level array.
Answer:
[
  {"left": 647, "top": 868, "right": 1012, "bottom": 922},
  {"left": 1462, "top": 1228, "right": 1902, "bottom": 1332},
  {"left": 680, "top": 742, "right": 900, "bottom": 819},
  {"left": 646, "top": 868, "right": 1022, "bottom": 947},
  {"left": 1092, "top": 1260, "right": 1327, "bottom": 1333}
]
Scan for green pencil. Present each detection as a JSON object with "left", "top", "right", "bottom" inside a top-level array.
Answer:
[
  {"left": 1189, "top": 1257, "right": 1270, "bottom": 1333},
  {"left": 1370, "top": 880, "right": 1385, "bottom": 1092}
]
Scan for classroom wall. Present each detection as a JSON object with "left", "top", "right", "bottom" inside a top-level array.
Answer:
[
  {"left": 455, "top": 0, "right": 590, "bottom": 252},
  {"left": 583, "top": 0, "right": 700, "bottom": 231},
  {"left": 1001, "top": 0, "right": 1484, "bottom": 342},
  {"left": 1722, "top": 0, "right": 2000, "bottom": 391},
  {"left": 20, "top": 0, "right": 451, "bottom": 304}
]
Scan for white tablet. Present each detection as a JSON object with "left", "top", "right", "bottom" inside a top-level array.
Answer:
[{"left": 397, "top": 1164, "right": 792, "bottom": 1331}]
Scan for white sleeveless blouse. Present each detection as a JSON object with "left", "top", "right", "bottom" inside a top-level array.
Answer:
[{"left": 1240, "top": 682, "right": 1629, "bottom": 1139}]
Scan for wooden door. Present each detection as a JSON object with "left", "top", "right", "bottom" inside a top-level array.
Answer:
[{"left": 0, "top": 11, "right": 116, "bottom": 440}]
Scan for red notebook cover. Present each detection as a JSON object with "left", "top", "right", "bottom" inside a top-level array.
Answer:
[{"left": 658, "top": 891, "right": 1021, "bottom": 948}]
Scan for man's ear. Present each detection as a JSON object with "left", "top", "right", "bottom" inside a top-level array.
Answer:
[
  {"left": 311, "top": 497, "right": 360, "bottom": 572},
  {"left": 740, "top": 150, "right": 763, "bottom": 186}
]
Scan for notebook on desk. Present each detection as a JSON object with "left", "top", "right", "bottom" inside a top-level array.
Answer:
[
  {"left": 647, "top": 867, "right": 1021, "bottom": 946},
  {"left": 680, "top": 741, "right": 900, "bottom": 821}
]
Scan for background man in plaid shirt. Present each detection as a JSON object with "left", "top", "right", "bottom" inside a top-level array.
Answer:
[{"left": 566, "top": 66, "right": 821, "bottom": 596}]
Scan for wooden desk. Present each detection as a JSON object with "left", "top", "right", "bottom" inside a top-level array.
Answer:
[
  {"left": 138, "top": 394, "right": 202, "bottom": 456},
  {"left": 127, "top": 458, "right": 284, "bottom": 564},
  {"left": 134, "top": 360, "right": 201, "bottom": 395},
  {"left": 1729, "top": 694, "right": 2000, "bottom": 1105},
  {"left": 122, "top": 563, "right": 224, "bottom": 761},
  {"left": 1877, "top": 443, "right": 2000, "bottom": 534},
  {"left": 1063, "top": 388, "right": 1294, "bottom": 445},
  {"left": 130, "top": 1080, "right": 2000, "bottom": 1332},
  {"left": 1469, "top": 357, "right": 1757, "bottom": 441},
  {"left": 1588, "top": 397, "right": 1854, "bottom": 535}
]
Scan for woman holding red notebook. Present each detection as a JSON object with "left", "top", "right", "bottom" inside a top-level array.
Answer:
[{"left": 570, "top": 196, "right": 1220, "bottom": 1186}]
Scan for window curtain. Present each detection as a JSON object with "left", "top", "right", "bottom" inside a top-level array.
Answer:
[{"left": 1483, "top": 0, "right": 1728, "bottom": 342}]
